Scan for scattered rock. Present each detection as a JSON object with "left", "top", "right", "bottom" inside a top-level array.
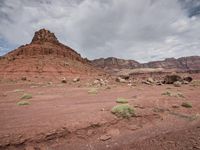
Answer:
[
  {"left": 183, "top": 76, "right": 193, "bottom": 82},
  {"left": 128, "top": 83, "right": 132, "bottom": 86},
  {"left": 93, "top": 78, "right": 107, "bottom": 86},
  {"left": 21, "top": 76, "right": 27, "bottom": 81},
  {"left": 181, "top": 102, "right": 192, "bottom": 108},
  {"left": 128, "top": 125, "right": 140, "bottom": 131},
  {"left": 99, "top": 135, "right": 111, "bottom": 141},
  {"left": 119, "top": 75, "right": 130, "bottom": 80},
  {"left": 172, "top": 104, "right": 180, "bottom": 108},
  {"left": 48, "top": 82, "right": 53, "bottom": 85},
  {"left": 163, "top": 75, "right": 182, "bottom": 84},
  {"left": 61, "top": 77, "right": 67, "bottom": 83},
  {"left": 142, "top": 80, "right": 152, "bottom": 85},
  {"left": 182, "top": 80, "right": 189, "bottom": 84},
  {"left": 147, "top": 77, "right": 154, "bottom": 83},
  {"left": 93, "top": 79, "right": 100, "bottom": 85},
  {"left": 155, "top": 81, "right": 163, "bottom": 85},
  {"left": 173, "top": 81, "right": 182, "bottom": 87},
  {"left": 73, "top": 77, "right": 80, "bottom": 82},
  {"left": 101, "top": 108, "right": 105, "bottom": 111},
  {"left": 116, "top": 77, "right": 127, "bottom": 83}
]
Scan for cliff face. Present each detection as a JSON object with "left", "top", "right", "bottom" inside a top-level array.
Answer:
[
  {"left": 92, "top": 57, "right": 140, "bottom": 69},
  {"left": 142, "top": 56, "right": 200, "bottom": 70},
  {"left": 92, "top": 56, "right": 200, "bottom": 71}
]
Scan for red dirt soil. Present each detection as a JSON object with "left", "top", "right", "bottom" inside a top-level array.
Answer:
[{"left": 0, "top": 81, "right": 199, "bottom": 150}]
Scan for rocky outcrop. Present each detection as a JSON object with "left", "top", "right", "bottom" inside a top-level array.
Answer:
[
  {"left": 92, "top": 56, "right": 200, "bottom": 71},
  {"left": 31, "top": 29, "right": 59, "bottom": 44}
]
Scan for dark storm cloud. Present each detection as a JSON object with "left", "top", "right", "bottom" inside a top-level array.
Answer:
[
  {"left": 0, "top": 0, "right": 200, "bottom": 62},
  {"left": 179, "top": 0, "right": 200, "bottom": 17}
]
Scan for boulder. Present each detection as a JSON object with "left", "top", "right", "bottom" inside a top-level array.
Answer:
[
  {"left": 163, "top": 75, "right": 182, "bottom": 84},
  {"left": 119, "top": 75, "right": 130, "bottom": 80},
  {"left": 147, "top": 77, "right": 154, "bottom": 83},
  {"left": 73, "top": 77, "right": 80, "bottom": 82},
  {"left": 142, "top": 80, "right": 151, "bottom": 85},
  {"left": 61, "top": 77, "right": 67, "bottom": 83},
  {"left": 21, "top": 76, "right": 27, "bottom": 81},
  {"left": 183, "top": 76, "right": 193, "bottom": 82},
  {"left": 173, "top": 81, "right": 182, "bottom": 87},
  {"left": 116, "top": 77, "right": 127, "bottom": 83},
  {"left": 182, "top": 80, "right": 189, "bottom": 84}
]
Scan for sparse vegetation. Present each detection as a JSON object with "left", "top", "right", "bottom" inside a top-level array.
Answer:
[
  {"left": 21, "top": 93, "right": 32, "bottom": 99},
  {"left": 162, "top": 91, "right": 185, "bottom": 98},
  {"left": 162, "top": 91, "right": 172, "bottom": 96},
  {"left": 181, "top": 102, "right": 192, "bottom": 108},
  {"left": 116, "top": 98, "right": 128, "bottom": 104},
  {"left": 17, "top": 101, "right": 30, "bottom": 106},
  {"left": 111, "top": 104, "right": 135, "bottom": 118},
  {"left": 177, "top": 93, "right": 185, "bottom": 98},
  {"left": 169, "top": 112, "right": 198, "bottom": 121},
  {"left": 153, "top": 107, "right": 169, "bottom": 113},
  {"left": 190, "top": 80, "right": 200, "bottom": 87},
  {"left": 88, "top": 88, "right": 98, "bottom": 94},
  {"left": 13, "top": 89, "right": 24, "bottom": 93}
]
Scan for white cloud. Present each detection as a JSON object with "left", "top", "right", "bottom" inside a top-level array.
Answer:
[{"left": 0, "top": 0, "right": 200, "bottom": 62}]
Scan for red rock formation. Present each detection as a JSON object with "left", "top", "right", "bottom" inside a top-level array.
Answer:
[
  {"left": 5, "top": 29, "right": 85, "bottom": 63},
  {"left": 0, "top": 29, "right": 98, "bottom": 80}
]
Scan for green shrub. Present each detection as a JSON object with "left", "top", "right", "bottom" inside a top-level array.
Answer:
[
  {"left": 111, "top": 104, "right": 135, "bottom": 118},
  {"left": 13, "top": 89, "right": 24, "bottom": 93},
  {"left": 17, "top": 101, "right": 30, "bottom": 106},
  {"left": 162, "top": 91, "right": 172, "bottom": 96},
  {"left": 162, "top": 91, "right": 185, "bottom": 98},
  {"left": 88, "top": 88, "right": 98, "bottom": 94},
  {"left": 181, "top": 102, "right": 192, "bottom": 108},
  {"left": 21, "top": 93, "right": 32, "bottom": 99},
  {"left": 116, "top": 98, "right": 128, "bottom": 104}
]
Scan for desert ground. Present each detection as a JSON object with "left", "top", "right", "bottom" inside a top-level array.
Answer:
[{"left": 0, "top": 76, "right": 200, "bottom": 150}]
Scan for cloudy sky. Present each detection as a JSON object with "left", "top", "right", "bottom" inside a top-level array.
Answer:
[{"left": 0, "top": 0, "right": 200, "bottom": 62}]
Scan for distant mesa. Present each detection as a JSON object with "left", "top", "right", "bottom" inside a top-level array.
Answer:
[{"left": 91, "top": 56, "right": 200, "bottom": 72}]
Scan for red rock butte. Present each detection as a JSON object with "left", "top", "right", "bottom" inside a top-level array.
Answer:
[
  {"left": 0, "top": 29, "right": 99, "bottom": 80},
  {"left": 5, "top": 29, "right": 86, "bottom": 63}
]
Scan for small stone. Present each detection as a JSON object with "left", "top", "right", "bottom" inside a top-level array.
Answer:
[
  {"left": 73, "top": 77, "right": 80, "bottom": 82},
  {"left": 173, "top": 81, "right": 182, "bottom": 87},
  {"left": 147, "top": 77, "right": 154, "bottom": 83},
  {"left": 61, "top": 77, "right": 67, "bottom": 83},
  {"left": 172, "top": 105, "right": 180, "bottom": 108},
  {"left": 21, "top": 76, "right": 27, "bottom": 81},
  {"left": 116, "top": 77, "right": 127, "bottom": 83},
  {"left": 182, "top": 80, "right": 189, "bottom": 84},
  {"left": 99, "top": 135, "right": 111, "bottom": 141},
  {"left": 101, "top": 108, "right": 105, "bottom": 111},
  {"left": 93, "top": 80, "right": 100, "bottom": 84},
  {"left": 128, "top": 125, "right": 140, "bottom": 131},
  {"left": 142, "top": 80, "right": 151, "bottom": 85}
]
